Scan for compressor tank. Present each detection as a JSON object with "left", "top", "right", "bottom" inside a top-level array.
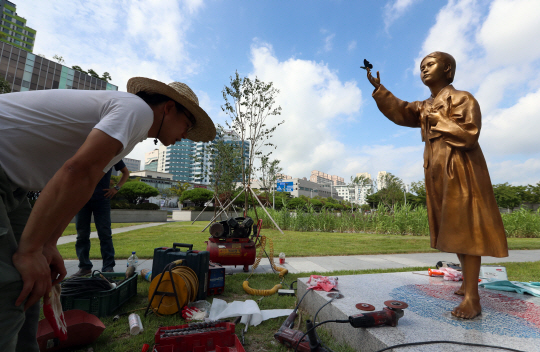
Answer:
[{"left": 205, "top": 237, "right": 256, "bottom": 272}]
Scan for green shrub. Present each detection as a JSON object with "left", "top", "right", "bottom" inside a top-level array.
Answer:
[
  {"left": 135, "top": 203, "right": 160, "bottom": 210},
  {"left": 111, "top": 200, "right": 134, "bottom": 209},
  {"left": 248, "top": 204, "right": 540, "bottom": 238}
]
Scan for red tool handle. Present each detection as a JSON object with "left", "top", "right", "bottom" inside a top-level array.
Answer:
[{"left": 43, "top": 304, "right": 68, "bottom": 341}]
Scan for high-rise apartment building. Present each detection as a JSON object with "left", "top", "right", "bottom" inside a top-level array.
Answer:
[
  {"left": 156, "top": 130, "right": 249, "bottom": 185},
  {"left": 377, "top": 171, "right": 388, "bottom": 190},
  {"left": 309, "top": 170, "right": 345, "bottom": 186},
  {"left": 1, "top": 42, "right": 118, "bottom": 93},
  {"left": 0, "top": 0, "right": 36, "bottom": 53}
]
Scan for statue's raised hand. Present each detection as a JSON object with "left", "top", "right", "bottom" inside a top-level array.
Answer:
[{"left": 367, "top": 69, "right": 381, "bottom": 89}]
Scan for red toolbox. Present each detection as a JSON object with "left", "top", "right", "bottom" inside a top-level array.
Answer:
[{"left": 153, "top": 322, "right": 245, "bottom": 352}]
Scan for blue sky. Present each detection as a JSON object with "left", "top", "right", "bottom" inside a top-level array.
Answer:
[{"left": 18, "top": 0, "right": 540, "bottom": 186}]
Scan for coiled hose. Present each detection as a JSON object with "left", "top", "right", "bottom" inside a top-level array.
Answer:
[{"left": 243, "top": 235, "right": 288, "bottom": 296}]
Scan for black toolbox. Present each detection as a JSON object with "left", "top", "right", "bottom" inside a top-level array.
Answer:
[{"left": 151, "top": 243, "right": 209, "bottom": 301}]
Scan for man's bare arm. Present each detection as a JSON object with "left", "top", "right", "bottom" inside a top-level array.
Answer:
[{"left": 12, "top": 129, "right": 123, "bottom": 309}]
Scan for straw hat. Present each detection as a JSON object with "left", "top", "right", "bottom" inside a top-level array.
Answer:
[{"left": 127, "top": 77, "right": 216, "bottom": 142}]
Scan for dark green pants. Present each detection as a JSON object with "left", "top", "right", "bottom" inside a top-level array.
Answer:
[{"left": 0, "top": 165, "right": 39, "bottom": 352}]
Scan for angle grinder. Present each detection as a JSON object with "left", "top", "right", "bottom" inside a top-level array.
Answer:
[{"left": 349, "top": 300, "right": 408, "bottom": 328}]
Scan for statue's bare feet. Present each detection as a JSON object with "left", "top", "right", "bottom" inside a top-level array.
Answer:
[
  {"left": 454, "top": 283, "right": 465, "bottom": 296},
  {"left": 452, "top": 297, "right": 481, "bottom": 319}
]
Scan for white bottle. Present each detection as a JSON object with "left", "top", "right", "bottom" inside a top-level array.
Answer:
[{"left": 127, "top": 251, "right": 139, "bottom": 269}]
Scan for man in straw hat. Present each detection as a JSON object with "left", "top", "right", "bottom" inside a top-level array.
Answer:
[{"left": 0, "top": 77, "right": 215, "bottom": 350}]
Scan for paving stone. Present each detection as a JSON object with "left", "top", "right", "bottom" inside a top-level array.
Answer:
[{"left": 298, "top": 272, "right": 540, "bottom": 352}]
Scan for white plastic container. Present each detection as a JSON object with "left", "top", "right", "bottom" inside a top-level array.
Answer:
[
  {"left": 479, "top": 266, "right": 507, "bottom": 280},
  {"left": 128, "top": 313, "right": 144, "bottom": 335}
]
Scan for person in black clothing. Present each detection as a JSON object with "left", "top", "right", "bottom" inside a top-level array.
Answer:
[{"left": 72, "top": 160, "right": 129, "bottom": 276}]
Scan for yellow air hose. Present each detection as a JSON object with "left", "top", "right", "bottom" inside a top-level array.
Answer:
[{"left": 243, "top": 235, "right": 288, "bottom": 296}]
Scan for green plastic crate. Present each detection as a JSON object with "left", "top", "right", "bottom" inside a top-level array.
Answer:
[{"left": 61, "top": 272, "right": 138, "bottom": 317}]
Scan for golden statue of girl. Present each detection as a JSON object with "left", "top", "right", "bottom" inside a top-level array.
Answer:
[{"left": 367, "top": 52, "right": 508, "bottom": 319}]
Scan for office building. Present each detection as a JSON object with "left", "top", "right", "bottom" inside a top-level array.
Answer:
[
  {"left": 1, "top": 0, "right": 36, "bottom": 53},
  {"left": 157, "top": 130, "right": 249, "bottom": 185},
  {"left": 0, "top": 42, "right": 118, "bottom": 93},
  {"left": 309, "top": 170, "right": 345, "bottom": 186},
  {"left": 124, "top": 158, "right": 141, "bottom": 173},
  {"left": 130, "top": 170, "right": 174, "bottom": 192},
  {"left": 145, "top": 149, "right": 159, "bottom": 171},
  {"left": 112, "top": 158, "right": 141, "bottom": 176},
  {"left": 274, "top": 178, "right": 342, "bottom": 200}
]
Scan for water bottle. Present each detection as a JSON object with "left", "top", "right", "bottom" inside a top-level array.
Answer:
[{"left": 127, "top": 251, "right": 139, "bottom": 269}]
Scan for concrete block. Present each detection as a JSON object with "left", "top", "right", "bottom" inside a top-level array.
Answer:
[{"left": 172, "top": 210, "right": 230, "bottom": 221}]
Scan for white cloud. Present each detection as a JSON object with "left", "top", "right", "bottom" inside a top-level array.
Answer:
[
  {"left": 247, "top": 42, "right": 428, "bottom": 183},
  {"left": 482, "top": 87, "right": 540, "bottom": 156},
  {"left": 411, "top": 0, "right": 540, "bottom": 184},
  {"left": 488, "top": 158, "right": 540, "bottom": 186},
  {"left": 348, "top": 40, "right": 357, "bottom": 51},
  {"left": 15, "top": 0, "right": 206, "bottom": 167},
  {"left": 18, "top": 0, "right": 205, "bottom": 91},
  {"left": 319, "top": 30, "right": 335, "bottom": 53},
  {"left": 383, "top": 0, "right": 422, "bottom": 32}
]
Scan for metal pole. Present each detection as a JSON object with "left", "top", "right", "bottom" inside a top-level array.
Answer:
[
  {"left": 249, "top": 186, "right": 284, "bottom": 234},
  {"left": 201, "top": 188, "right": 246, "bottom": 232},
  {"left": 191, "top": 195, "right": 212, "bottom": 224}
]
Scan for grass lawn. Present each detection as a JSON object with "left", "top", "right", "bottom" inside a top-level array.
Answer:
[
  {"left": 61, "top": 223, "right": 150, "bottom": 237},
  {"left": 65, "top": 260, "right": 540, "bottom": 352},
  {"left": 58, "top": 221, "right": 540, "bottom": 260}
]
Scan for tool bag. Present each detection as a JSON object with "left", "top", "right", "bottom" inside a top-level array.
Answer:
[{"left": 151, "top": 243, "right": 210, "bottom": 301}]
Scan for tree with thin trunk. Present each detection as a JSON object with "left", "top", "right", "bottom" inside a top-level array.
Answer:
[
  {"left": 222, "top": 71, "right": 284, "bottom": 213},
  {"left": 259, "top": 156, "right": 282, "bottom": 207},
  {"left": 193, "top": 126, "right": 244, "bottom": 215},
  {"left": 377, "top": 172, "right": 406, "bottom": 210}
]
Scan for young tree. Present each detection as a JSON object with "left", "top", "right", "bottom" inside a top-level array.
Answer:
[
  {"left": 193, "top": 126, "right": 243, "bottom": 211},
  {"left": 52, "top": 54, "right": 65, "bottom": 64},
  {"left": 101, "top": 72, "right": 112, "bottom": 82},
  {"left": 350, "top": 174, "right": 374, "bottom": 210},
  {"left": 87, "top": 69, "right": 100, "bottom": 79},
  {"left": 409, "top": 180, "right": 427, "bottom": 207},
  {"left": 72, "top": 65, "right": 88, "bottom": 74},
  {"left": 222, "top": 71, "right": 284, "bottom": 212},
  {"left": 0, "top": 77, "right": 11, "bottom": 94},
  {"left": 377, "top": 172, "right": 406, "bottom": 210},
  {"left": 259, "top": 156, "right": 283, "bottom": 206}
]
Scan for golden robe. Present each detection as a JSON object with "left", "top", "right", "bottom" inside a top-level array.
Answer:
[{"left": 373, "top": 84, "right": 508, "bottom": 257}]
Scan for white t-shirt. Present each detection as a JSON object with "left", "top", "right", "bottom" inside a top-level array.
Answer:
[{"left": 0, "top": 89, "right": 153, "bottom": 191}]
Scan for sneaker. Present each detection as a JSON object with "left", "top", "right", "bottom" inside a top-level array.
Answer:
[
  {"left": 102, "top": 268, "right": 114, "bottom": 273},
  {"left": 71, "top": 268, "right": 92, "bottom": 277}
]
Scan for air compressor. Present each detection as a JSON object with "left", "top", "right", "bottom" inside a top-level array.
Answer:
[{"left": 205, "top": 217, "right": 259, "bottom": 272}]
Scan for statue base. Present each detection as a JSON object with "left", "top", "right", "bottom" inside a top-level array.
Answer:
[{"left": 298, "top": 272, "right": 540, "bottom": 351}]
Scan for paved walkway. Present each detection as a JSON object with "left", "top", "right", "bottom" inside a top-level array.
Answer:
[{"left": 61, "top": 222, "right": 540, "bottom": 277}]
